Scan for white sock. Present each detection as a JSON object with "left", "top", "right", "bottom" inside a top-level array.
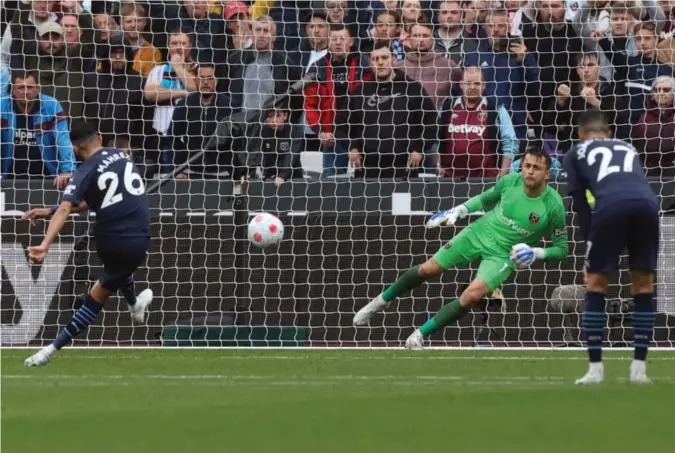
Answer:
[
  {"left": 589, "top": 361, "right": 604, "bottom": 374},
  {"left": 44, "top": 344, "right": 57, "bottom": 356},
  {"left": 631, "top": 359, "right": 646, "bottom": 374}
]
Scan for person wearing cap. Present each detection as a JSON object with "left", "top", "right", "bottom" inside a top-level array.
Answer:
[
  {"left": 22, "top": 20, "right": 87, "bottom": 121},
  {"left": 83, "top": 30, "right": 148, "bottom": 154},
  {"left": 224, "top": 1, "right": 253, "bottom": 50},
  {"left": 209, "top": 0, "right": 275, "bottom": 20},
  {"left": 1, "top": 0, "right": 58, "bottom": 70}
]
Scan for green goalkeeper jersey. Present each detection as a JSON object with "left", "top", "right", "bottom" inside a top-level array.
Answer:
[{"left": 462, "top": 173, "right": 568, "bottom": 260}]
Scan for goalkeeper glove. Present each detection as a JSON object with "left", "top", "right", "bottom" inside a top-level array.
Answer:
[
  {"left": 510, "top": 243, "right": 545, "bottom": 269},
  {"left": 426, "top": 205, "right": 468, "bottom": 228}
]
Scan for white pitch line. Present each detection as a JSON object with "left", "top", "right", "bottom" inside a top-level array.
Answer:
[
  {"left": 4, "top": 355, "right": 675, "bottom": 361},
  {"left": 5, "top": 375, "right": 675, "bottom": 387},
  {"left": 2, "top": 374, "right": 565, "bottom": 381},
  {"left": 6, "top": 346, "right": 675, "bottom": 351}
]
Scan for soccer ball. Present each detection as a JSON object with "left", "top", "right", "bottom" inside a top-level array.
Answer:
[{"left": 248, "top": 212, "right": 284, "bottom": 248}]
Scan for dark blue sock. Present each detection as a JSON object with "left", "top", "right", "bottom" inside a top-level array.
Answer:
[
  {"left": 120, "top": 276, "right": 137, "bottom": 306},
  {"left": 632, "top": 293, "right": 655, "bottom": 361},
  {"left": 53, "top": 295, "right": 104, "bottom": 350},
  {"left": 583, "top": 292, "right": 606, "bottom": 363}
]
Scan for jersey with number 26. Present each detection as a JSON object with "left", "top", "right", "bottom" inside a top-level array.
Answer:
[
  {"left": 563, "top": 138, "right": 657, "bottom": 213},
  {"left": 62, "top": 148, "right": 150, "bottom": 239}
]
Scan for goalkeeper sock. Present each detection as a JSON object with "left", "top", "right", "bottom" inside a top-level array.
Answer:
[
  {"left": 121, "top": 277, "right": 137, "bottom": 306},
  {"left": 583, "top": 292, "right": 606, "bottom": 363},
  {"left": 381, "top": 265, "right": 426, "bottom": 303},
  {"left": 53, "top": 295, "right": 104, "bottom": 350},
  {"left": 419, "top": 298, "right": 468, "bottom": 337},
  {"left": 632, "top": 293, "right": 655, "bottom": 361}
]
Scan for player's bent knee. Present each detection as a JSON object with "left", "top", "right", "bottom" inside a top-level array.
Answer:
[
  {"left": 460, "top": 279, "right": 491, "bottom": 308},
  {"left": 631, "top": 271, "right": 654, "bottom": 294},
  {"left": 419, "top": 258, "right": 444, "bottom": 278}
]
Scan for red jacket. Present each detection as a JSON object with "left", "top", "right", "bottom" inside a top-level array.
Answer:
[{"left": 304, "top": 53, "right": 371, "bottom": 134}]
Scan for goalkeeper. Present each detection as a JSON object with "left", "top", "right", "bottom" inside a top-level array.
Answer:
[{"left": 353, "top": 149, "right": 569, "bottom": 349}]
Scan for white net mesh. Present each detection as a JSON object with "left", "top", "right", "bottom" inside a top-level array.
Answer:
[{"left": 1, "top": 0, "right": 675, "bottom": 348}]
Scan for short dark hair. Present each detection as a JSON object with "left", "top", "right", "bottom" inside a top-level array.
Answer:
[
  {"left": 523, "top": 146, "right": 552, "bottom": 170},
  {"left": 168, "top": 29, "right": 193, "bottom": 44},
  {"left": 376, "top": 9, "right": 401, "bottom": 24},
  {"left": 69, "top": 121, "right": 99, "bottom": 145},
  {"left": 11, "top": 69, "right": 37, "bottom": 84},
  {"left": 634, "top": 21, "right": 657, "bottom": 35},
  {"left": 578, "top": 110, "right": 611, "bottom": 135},
  {"left": 329, "top": 22, "right": 351, "bottom": 34},
  {"left": 577, "top": 51, "right": 599, "bottom": 67},
  {"left": 371, "top": 40, "right": 392, "bottom": 52},
  {"left": 197, "top": 62, "right": 216, "bottom": 72},
  {"left": 408, "top": 22, "right": 434, "bottom": 33}
]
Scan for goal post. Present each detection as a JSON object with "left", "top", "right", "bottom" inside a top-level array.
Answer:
[
  {"left": 1, "top": 0, "right": 675, "bottom": 349},
  {"left": 3, "top": 178, "right": 675, "bottom": 347}
]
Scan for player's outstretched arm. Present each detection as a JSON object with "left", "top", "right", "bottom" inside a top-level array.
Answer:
[
  {"left": 28, "top": 201, "right": 73, "bottom": 264},
  {"left": 22, "top": 201, "right": 89, "bottom": 223},
  {"left": 426, "top": 174, "right": 514, "bottom": 228}
]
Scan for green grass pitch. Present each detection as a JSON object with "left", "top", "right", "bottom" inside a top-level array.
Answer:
[{"left": 2, "top": 349, "right": 674, "bottom": 453}]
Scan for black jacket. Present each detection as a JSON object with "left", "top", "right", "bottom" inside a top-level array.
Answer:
[
  {"left": 83, "top": 48, "right": 148, "bottom": 149},
  {"left": 520, "top": 14, "right": 583, "bottom": 123},
  {"left": 165, "top": 92, "right": 233, "bottom": 175},
  {"left": 235, "top": 111, "right": 303, "bottom": 181},
  {"left": 334, "top": 69, "right": 438, "bottom": 177},
  {"left": 550, "top": 80, "right": 625, "bottom": 151},
  {"left": 434, "top": 28, "right": 479, "bottom": 66}
]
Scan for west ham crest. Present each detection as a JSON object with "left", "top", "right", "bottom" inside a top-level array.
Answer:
[
  {"left": 478, "top": 112, "right": 487, "bottom": 123},
  {"left": 529, "top": 212, "right": 540, "bottom": 224}
]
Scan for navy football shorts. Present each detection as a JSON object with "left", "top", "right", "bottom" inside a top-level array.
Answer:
[
  {"left": 586, "top": 200, "right": 659, "bottom": 274},
  {"left": 96, "top": 237, "right": 149, "bottom": 291}
]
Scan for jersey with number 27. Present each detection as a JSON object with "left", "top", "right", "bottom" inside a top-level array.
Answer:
[
  {"left": 62, "top": 148, "right": 150, "bottom": 239},
  {"left": 563, "top": 138, "right": 657, "bottom": 213}
]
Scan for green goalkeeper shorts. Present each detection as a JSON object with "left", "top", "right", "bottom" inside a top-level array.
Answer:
[{"left": 432, "top": 226, "right": 515, "bottom": 291}]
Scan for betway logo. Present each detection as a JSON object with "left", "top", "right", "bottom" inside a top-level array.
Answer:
[
  {"left": 496, "top": 206, "right": 533, "bottom": 237},
  {"left": 1, "top": 242, "right": 73, "bottom": 345},
  {"left": 448, "top": 124, "right": 486, "bottom": 135}
]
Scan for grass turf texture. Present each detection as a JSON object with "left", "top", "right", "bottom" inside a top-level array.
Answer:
[{"left": 2, "top": 349, "right": 674, "bottom": 453}]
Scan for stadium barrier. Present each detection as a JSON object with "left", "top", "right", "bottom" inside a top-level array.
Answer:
[{"left": 2, "top": 179, "right": 675, "bottom": 347}]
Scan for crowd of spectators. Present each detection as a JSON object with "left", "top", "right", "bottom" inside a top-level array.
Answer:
[{"left": 1, "top": 0, "right": 674, "bottom": 183}]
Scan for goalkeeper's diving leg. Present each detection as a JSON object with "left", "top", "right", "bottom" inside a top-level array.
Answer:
[
  {"left": 353, "top": 206, "right": 471, "bottom": 326},
  {"left": 25, "top": 248, "right": 152, "bottom": 367},
  {"left": 354, "top": 227, "right": 514, "bottom": 349}
]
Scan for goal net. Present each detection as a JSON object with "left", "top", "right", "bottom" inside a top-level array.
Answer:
[{"left": 1, "top": 0, "right": 675, "bottom": 348}]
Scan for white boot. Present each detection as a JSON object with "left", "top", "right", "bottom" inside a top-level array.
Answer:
[
  {"left": 353, "top": 295, "right": 388, "bottom": 326},
  {"left": 405, "top": 329, "right": 424, "bottom": 350},
  {"left": 24, "top": 345, "right": 57, "bottom": 367},
  {"left": 574, "top": 362, "right": 604, "bottom": 385},
  {"left": 128, "top": 289, "right": 154, "bottom": 324},
  {"left": 629, "top": 360, "right": 651, "bottom": 384}
]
